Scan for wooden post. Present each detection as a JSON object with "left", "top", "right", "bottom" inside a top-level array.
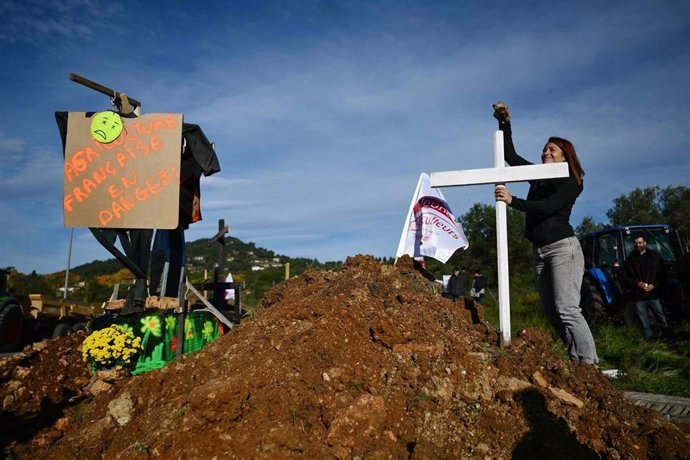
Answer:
[
  {"left": 208, "top": 219, "right": 229, "bottom": 309},
  {"left": 493, "top": 131, "right": 511, "bottom": 347},
  {"left": 218, "top": 219, "right": 225, "bottom": 276},
  {"left": 176, "top": 267, "right": 186, "bottom": 358},
  {"left": 284, "top": 262, "right": 290, "bottom": 281},
  {"left": 69, "top": 73, "right": 142, "bottom": 109}
]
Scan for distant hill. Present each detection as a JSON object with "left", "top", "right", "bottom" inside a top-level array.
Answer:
[
  {"left": 71, "top": 258, "right": 126, "bottom": 278},
  {"left": 63, "top": 236, "right": 344, "bottom": 305},
  {"left": 70, "top": 236, "right": 339, "bottom": 278}
]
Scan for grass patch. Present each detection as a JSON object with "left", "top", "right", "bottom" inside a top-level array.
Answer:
[
  {"left": 482, "top": 291, "right": 690, "bottom": 397},
  {"left": 407, "top": 391, "right": 437, "bottom": 410},
  {"left": 126, "top": 443, "right": 149, "bottom": 453},
  {"left": 68, "top": 403, "right": 87, "bottom": 424},
  {"left": 595, "top": 322, "right": 690, "bottom": 397},
  {"left": 410, "top": 391, "right": 435, "bottom": 403},
  {"left": 482, "top": 290, "right": 559, "bottom": 340},
  {"left": 242, "top": 304, "right": 264, "bottom": 318}
]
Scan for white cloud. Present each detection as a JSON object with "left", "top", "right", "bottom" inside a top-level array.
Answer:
[
  {"left": 1, "top": 0, "right": 124, "bottom": 43},
  {"left": 1, "top": 1, "right": 689, "bottom": 273},
  {"left": 0, "top": 134, "right": 26, "bottom": 157}
]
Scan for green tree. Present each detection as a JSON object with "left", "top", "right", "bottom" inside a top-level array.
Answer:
[
  {"left": 606, "top": 186, "right": 663, "bottom": 225},
  {"left": 9, "top": 270, "right": 56, "bottom": 296},
  {"left": 658, "top": 186, "right": 690, "bottom": 241},
  {"left": 575, "top": 216, "right": 606, "bottom": 236},
  {"left": 454, "top": 203, "right": 498, "bottom": 277},
  {"left": 81, "top": 278, "right": 113, "bottom": 303},
  {"left": 506, "top": 207, "right": 534, "bottom": 286},
  {"left": 422, "top": 204, "right": 493, "bottom": 282},
  {"left": 424, "top": 203, "right": 533, "bottom": 302},
  {"left": 605, "top": 185, "right": 690, "bottom": 244}
]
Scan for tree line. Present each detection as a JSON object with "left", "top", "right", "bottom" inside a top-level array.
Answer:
[
  {"left": 423, "top": 185, "right": 690, "bottom": 300},
  {"left": 6, "top": 237, "right": 344, "bottom": 306},
  {"left": 7, "top": 185, "right": 687, "bottom": 306}
]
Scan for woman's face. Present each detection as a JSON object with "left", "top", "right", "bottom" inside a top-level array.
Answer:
[{"left": 542, "top": 142, "right": 565, "bottom": 163}]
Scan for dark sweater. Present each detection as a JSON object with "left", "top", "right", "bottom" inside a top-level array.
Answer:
[
  {"left": 447, "top": 273, "right": 467, "bottom": 297},
  {"left": 622, "top": 249, "right": 665, "bottom": 300},
  {"left": 499, "top": 120, "right": 581, "bottom": 245}
]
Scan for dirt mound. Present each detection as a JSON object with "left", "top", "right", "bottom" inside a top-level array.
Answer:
[{"left": 2, "top": 255, "right": 689, "bottom": 459}]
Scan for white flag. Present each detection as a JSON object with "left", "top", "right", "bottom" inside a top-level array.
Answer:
[
  {"left": 224, "top": 273, "right": 235, "bottom": 300},
  {"left": 396, "top": 173, "right": 469, "bottom": 263}
]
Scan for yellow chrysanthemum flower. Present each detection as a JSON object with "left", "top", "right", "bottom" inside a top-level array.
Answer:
[{"left": 82, "top": 324, "right": 144, "bottom": 371}]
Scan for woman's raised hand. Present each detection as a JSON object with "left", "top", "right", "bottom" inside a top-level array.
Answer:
[{"left": 493, "top": 101, "right": 510, "bottom": 123}]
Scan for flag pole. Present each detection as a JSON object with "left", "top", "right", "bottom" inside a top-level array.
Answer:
[
  {"left": 394, "top": 173, "right": 425, "bottom": 264},
  {"left": 63, "top": 227, "right": 73, "bottom": 300}
]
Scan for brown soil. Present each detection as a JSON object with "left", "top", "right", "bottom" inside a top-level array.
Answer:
[{"left": 2, "top": 255, "right": 689, "bottom": 459}]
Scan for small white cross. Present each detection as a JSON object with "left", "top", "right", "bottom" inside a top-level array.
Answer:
[{"left": 431, "top": 131, "right": 569, "bottom": 346}]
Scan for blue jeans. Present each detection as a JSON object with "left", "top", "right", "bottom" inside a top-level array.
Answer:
[
  {"left": 634, "top": 299, "right": 668, "bottom": 339},
  {"left": 534, "top": 236, "right": 599, "bottom": 364}
]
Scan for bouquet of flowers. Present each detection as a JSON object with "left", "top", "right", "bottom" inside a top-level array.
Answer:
[{"left": 82, "top": 324, "right": 143, "bottom": 372}]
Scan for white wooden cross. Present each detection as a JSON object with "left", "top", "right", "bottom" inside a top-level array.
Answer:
[{"left": 431, "top": 131, "right": 569, "bottom": 346}]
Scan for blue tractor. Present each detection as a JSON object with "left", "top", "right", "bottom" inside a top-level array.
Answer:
[{"left": 579, "top": 225, "right": 687, "bottom": 325}]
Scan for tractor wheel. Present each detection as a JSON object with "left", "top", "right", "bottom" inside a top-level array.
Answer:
[
  {"left": 581, "top": 277, "right": 607, "bottom": 325},
  {"left": 52, "top": 323, "right": 72, "bottom": 339},
  {"left": 0, "top": 302, "right": 24, "bottom": 352}
]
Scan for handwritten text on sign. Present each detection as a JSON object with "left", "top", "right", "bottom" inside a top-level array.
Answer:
[{"left": 63, "top": 113, "right": 183, "bottom": 229}]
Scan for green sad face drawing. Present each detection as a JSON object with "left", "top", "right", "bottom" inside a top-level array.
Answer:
[{"left": 90, "top": 111, "right": 123, "bottom": 143}]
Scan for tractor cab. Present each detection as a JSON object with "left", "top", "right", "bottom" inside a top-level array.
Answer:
[{"left": 579, "top": 225, "right": 687, "bottom": 323}]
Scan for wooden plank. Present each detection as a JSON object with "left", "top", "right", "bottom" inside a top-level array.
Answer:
[
  {"left": 669, "top": 405, "right": 685, "bottom": 416},
  {"left": 625, "top": 391, "right": 690, "bottom": 406},
  {"left": 69, "top": 73, "right": 142, "bottom": 108},
  {"left": 624, "top": 391, "right": 690, "bottom": 423},
  {"left": 431, "top": 162, "right": 569, "bottom": 188}
]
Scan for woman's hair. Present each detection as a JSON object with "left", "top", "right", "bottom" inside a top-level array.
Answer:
[{"left": 546, "top": 136, "right": 585, "bottom": 186}]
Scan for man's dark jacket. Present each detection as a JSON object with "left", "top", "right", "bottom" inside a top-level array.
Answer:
[
  {"left": 622, "top": 249, "right": 665, "bottom": 301},
  {"left": 447, "top": 273, "right": 467, "bottom": 298}
]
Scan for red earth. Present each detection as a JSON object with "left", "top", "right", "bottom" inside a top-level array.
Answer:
[{"left": 2, "top": 255, "right": 689, "bottom": 459}]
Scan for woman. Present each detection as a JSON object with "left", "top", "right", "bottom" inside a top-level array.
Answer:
[{"left": 492, "top": 101, "right": 598, "bottom": 364}]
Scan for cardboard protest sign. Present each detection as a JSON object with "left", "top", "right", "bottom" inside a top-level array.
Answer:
[{"left": 63, "top": 112, "right": 183, "bottom": 229}]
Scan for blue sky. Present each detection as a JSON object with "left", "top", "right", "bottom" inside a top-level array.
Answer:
[{"left": 1, "top": 0, "right": 689, "bottom": 274}]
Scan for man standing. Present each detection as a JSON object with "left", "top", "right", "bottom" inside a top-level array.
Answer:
[
  {"left": 623, "top": 236, "right": 670, "bottom": 339},
  {"left": 446, "top": 267, "right": 467, "bottom": 301}
]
